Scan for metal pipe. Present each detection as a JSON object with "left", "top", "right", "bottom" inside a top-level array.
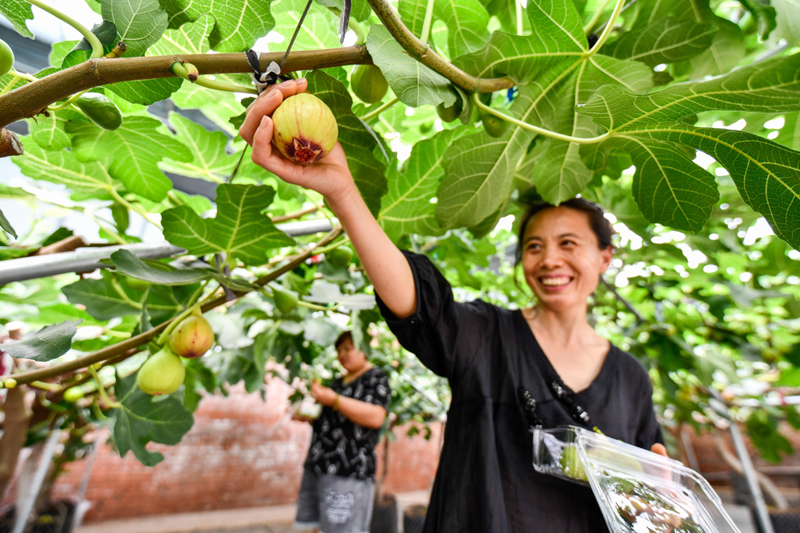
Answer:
[
  {"left": 12, "top": 429, "right": 62, "bottom": 533},
  {"left": 0, "top": 219, "right": 334, "bottom": 284},
  {"left": 729, "top": 421, "right": 774, "bottom": 533}
]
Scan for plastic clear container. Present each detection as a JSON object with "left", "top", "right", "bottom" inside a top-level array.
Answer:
[
  {"left": 576, "top": 430, "right": 740, "bottom": 533},
  {"left": 531, "top": 426, "right": 592, "bottom": 485}
]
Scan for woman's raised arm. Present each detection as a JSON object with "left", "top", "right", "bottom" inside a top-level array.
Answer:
[{"left": 239, "top": 79, "right": 417, "bottom": 319}]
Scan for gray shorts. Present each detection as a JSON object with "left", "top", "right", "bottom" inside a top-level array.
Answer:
[{"left": 295, "top": 468, "right": 375, "bottom": 533}]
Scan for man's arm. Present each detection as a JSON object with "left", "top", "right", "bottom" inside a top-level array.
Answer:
[{"left": 311, "top": 381, "right": 387, "bottom": 429}]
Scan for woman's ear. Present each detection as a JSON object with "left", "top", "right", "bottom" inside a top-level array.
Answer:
[{"left": 599, "top": 246, "right": 613, "bottom": 273}]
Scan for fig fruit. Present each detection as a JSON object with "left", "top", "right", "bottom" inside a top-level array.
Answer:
[
  {"left": 481, "top": 111, "right": 510, "bottom": 138},
  {"left": 271, "top": 93, "right": 338, "bottom": 165},
  {"left": 169, "top": 308, "right": 214, "bottom": 359},
  {"left": 436, "top": 96, "right": 463, "bottom": 123},
  {"left": 327, "top": 246, "right": 353, "bottom": 268},
  {"left": 272, "top": 285, "right": 299, "bottom": 314},
  {"left": 351, "top": 64, "right": 388, "bottom": 104},
  {"left": 63, "top": 387, "right": 85, "bottom": 402},
  {"left": 75, "top": 92, "right": 123, "bottom": 131},
  {"left": 136, "top": 347, "right": 185, "bottom": 395},
  {"left": 0, "top": 39, "right": 14, "bottom": 78}
]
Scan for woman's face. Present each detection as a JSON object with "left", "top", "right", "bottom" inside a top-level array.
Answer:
[{"left": 521, "top": 206, "right": 612, "bottom": 313}]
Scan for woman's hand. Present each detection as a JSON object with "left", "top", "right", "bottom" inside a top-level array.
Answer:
[
  {"left": 310, "top": 380, "right": 337, "bottom": 407},
  {"left": 650, "top": 443, "right": 668, "bottom": 457},
  {"left": 239, "top": 78, "right": 356, "bottom": 204}
]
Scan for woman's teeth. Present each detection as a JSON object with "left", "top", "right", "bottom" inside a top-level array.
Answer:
[{"left": 541, "top": 277, "right": 570, "bottom": 287}]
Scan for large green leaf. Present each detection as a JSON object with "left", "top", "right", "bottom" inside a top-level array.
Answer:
[
  {"left": 581, "top": 56, "right": 800, "bottom": 131},
  {"left": 27, "top": 109, "right": 85, "bottom": 152},
  {"left": 688, "top": 19, "right": 745, "bottom": 79},
  {"left": 398, "top": 0, "right": 429, "bottom": 38},
  {"left": 774, "top": 0, "right": 800, "bottom": 46},
  {"left": 11, "top": 140, "right": 117, "bottom": 199},
  {"left": 272, "top": 0, "right": 341, "bottom": 52},
  {"left": 777, "top": 112, "right": 800, "bottom": 151},
  {"left": 453, "top": 0, "right": 586, "bottom": 83},
  {"left": 112, "top": 371, "right": 194, "bottom": 466},
  {"left": 367, "top": 25, "right": 456, "bottom": 108},
  {"left": 0, "top": 0, "right": 34, "bottom": 38},
  {"left": 433, "top": 0, "right": 491, "bottom": 58},
  {"left": 101, "top": 0, "right": 169, "bottom": 57},
  {"left": 67, "top": 115, "right": 191, "bottom": 202},
  {"left": 162, "top": 184, "right": 295, "bottom": 265},
  {"left": 108, "top": 250, "right": 214, "bottom": 285},
  {"left": 106, "top": 79, "right": 184, "bottom": 106},
  {"left": 379, "top": 127, "right": 470, "bottom": 240},
  {"left": 306, "top": 71, "right": 388, "bottom": 216},
  {"left": 607, "top": 18, "right": 717, "bottom": 67},
  {"left": 0, "top": 321, "right": 80, "bottom": 362},
  {"left": 159, "top": 0, "right": 275, "bottom": 52},
  {"left": 159, "top": 113, "right": 238, "bottom": 182}
]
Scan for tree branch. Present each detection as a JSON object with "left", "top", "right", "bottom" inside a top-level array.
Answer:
[
  {"left": 0, "top": 387, "right": 33, "bottom": 499},
  {"left": 364, "top": 0, "right": 514, "bottom": 93},
  {"left": 0, "top": 47, "right": 372, "bottom": 133},
  {"left": 7, "top": 227, "right": 343, "bottom": 386}
]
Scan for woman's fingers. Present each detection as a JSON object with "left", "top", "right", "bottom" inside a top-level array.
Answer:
[
  {"left": 650, "top": 443, "right": 668, "bottom": 458},
  {"left": 251, "top": 116, "right": 300, "bottom": 180},
  {"left": 239, "top": 78, "right": 308, "bottom": 145}
]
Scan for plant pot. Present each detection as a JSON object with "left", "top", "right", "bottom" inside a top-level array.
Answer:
[
  {"left": 370, "top": 493, "right": 398, "bottom": 533},
  {"left": 750, "top": 507, "right": 800, "bottom": 533},
  {"left": 402, "top": 504, "right": 427, "bottom": 533},
  {"left": 0, "top": 500, "right": 75, "bottom": 533}
]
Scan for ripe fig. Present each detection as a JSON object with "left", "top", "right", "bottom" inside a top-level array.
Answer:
[
  {"left": 0, "top": 39, "right": 14, "bottom": 78},
  {"left": 75, "top": 92, "right": 123, "bottom": 130},
  {"left": 272, "top": 285, "right": 299, "bottom": 314},
  {"left": 169, "top": 308, "right": 214, "bottom": 359},
  {"left": 327, "top": 246, "right": 353, "bottom": 268},
  {"left": 136, "top": 347, "right": 185, "bottom": 395},
  {"left": 481, "top": 111, "right": 510, "bottom": 138},
  {"left": 351, "top": 64, "right": 389, "bottom": 104},
  {"left": 271, "top": 93, "right": 338, "bottom": 165}
]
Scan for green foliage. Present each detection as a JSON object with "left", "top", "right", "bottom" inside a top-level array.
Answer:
[
  {"left": 1, "top": 0, "right": 800, "bottom": 469},
  {"left": 1, "top": 320, "right": 80, "bottom": 361}
]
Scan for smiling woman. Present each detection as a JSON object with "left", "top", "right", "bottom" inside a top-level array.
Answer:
[{"left": 243, "top": 79, "right": 667, "bottom": 533}]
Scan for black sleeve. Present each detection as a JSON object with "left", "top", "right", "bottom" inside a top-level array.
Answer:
[
  {"left": 635, "top": 377, "right": 665, "bottom": 449},
  {"left": 375, "top": 250, "right": 488, "bottom": 380}
]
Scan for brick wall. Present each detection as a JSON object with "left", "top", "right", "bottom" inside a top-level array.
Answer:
[{"left": 46, "top": 378, "right": 442, "bottom": 523}]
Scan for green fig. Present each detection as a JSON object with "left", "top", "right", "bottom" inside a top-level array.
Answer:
[
  {"left": 136, "top": 347, "right": 185, "bottom": 395},
  {"left": 272, "top": 285, "right": 299, "bottom": 314},
  {"left": 74, "top": 92, "right": 124, "bottom": 131},
  {"left": 63, "top": 387, "right": 85, "bottom": 402},
  {"left": 0, "top": 39, "right": 15, "bottom": 78},
  {"left": 351, "top": 64, "right": 389, "bottom": 104},
  {"left": 327, "top": 246, "right": 354, "bottom": 268},
  {"left": 481, "top": 111, "right": 510, "bottom": 138}
]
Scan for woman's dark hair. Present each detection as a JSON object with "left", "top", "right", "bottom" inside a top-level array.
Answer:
[
  {"left": 334, "top": 331, "right": 353, "bottom": 350},
  {"left": 514, "top": 198, "right": 615, "bottom": 268}
]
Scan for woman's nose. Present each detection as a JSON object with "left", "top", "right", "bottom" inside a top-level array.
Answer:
[{"left": 540, "top": 246, "right": 564, "bottom": 267}]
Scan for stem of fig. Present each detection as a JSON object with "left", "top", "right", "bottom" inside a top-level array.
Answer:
[
  {"left": 584, "top": 0, "right": 625, "bottom": 58},
  {"left": 583, "top": 0, "right": 613, "bottom": 35},
  {"left": 421, "top": 0, "right": 436, "bottom": 42},
  {"left": 24, "top": 0, "right": 104, "bottom": 59},
  {"left": 156, "top": 304, "right": 200, "bottom": 346},
  {"left": 110, "top": 190, "right": 162, "bottom": 230},
  {"left": 110, "top": 278, "right": 143, "bottom": 310},
  {"left": 470, "top": 93, "right": 609, "bottom": 144},
  {"left": 170, "top": 62, "right": 258, "bottom": 94},
  {"left": 88, "top": 365, "right": 121, "bottom": 409},
  {"left": 29, "top": 381, "right": 61, "bottom": 392},
  {"left": 361, "top": 97, "right": 399, "bottom": 121}
]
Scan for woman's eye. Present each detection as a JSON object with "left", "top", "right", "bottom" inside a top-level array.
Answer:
[{"left": 561, "top": 240, "right": 575, "bottom": 247}]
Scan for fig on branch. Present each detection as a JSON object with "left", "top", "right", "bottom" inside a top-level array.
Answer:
[
  {"left": 74, "top": 92, "right": 123, "bottom": 131},
  {"left": 169, "top": 308, "right": 215, "bottom": 359},
  {"left": 136, "top": 347, "right": 185, "bottom": 395},
  {"left": 327, "top": 246, "right": 353, "bottom": 268},
  {"left": 481, "top": 111, "right": 510, "bottom": 138},
  {"left": 63, "top": 387, "right": 85, "bottom": 402},
  {"left": 436, "top": 96, "right": 463, "bottom": 123},
  {"left": 0, "top": 39, "right": 14, "bottom": 78},
  {"left": 351, "top": 64, "right": 389, "bottom": 104},
  {"left": 271, "top": 93, "right": 338, "bottom": 165},
  {"left": 272, "top": 285, "right": 299, "bottom": 314}
]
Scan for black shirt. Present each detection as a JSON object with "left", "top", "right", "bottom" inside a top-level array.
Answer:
[
  {"left": 376, "top": 251, "right": 663, "bottom": 533},
  {"left": 305, "top": 366, "right": 391, "bottom": 480}
]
